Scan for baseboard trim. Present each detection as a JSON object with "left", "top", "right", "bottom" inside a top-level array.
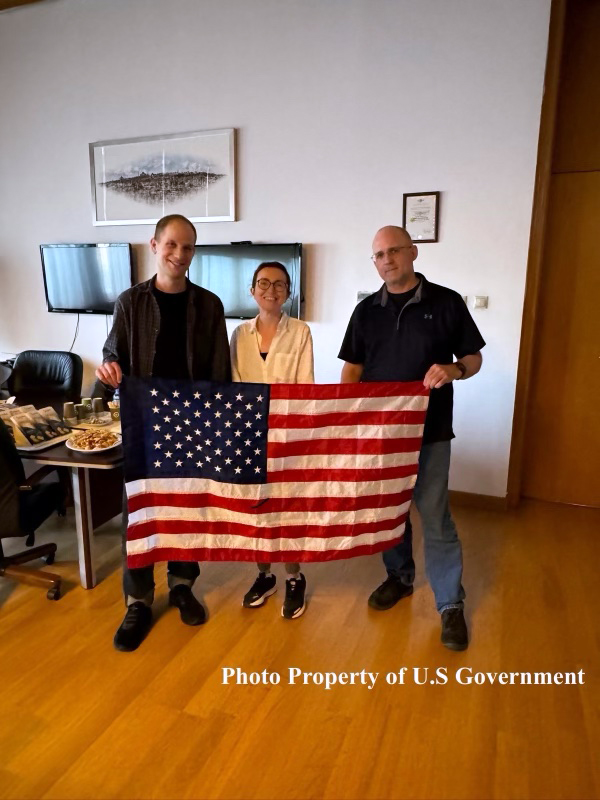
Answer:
[{"left": 449, "top": 490, "right": 508, "bottom": 512}]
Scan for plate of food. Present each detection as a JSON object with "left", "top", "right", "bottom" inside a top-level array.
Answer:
[
  {"left": 81, "top": 415, "right": 112, "bottom": 427},
  {"left": 66, "top": 430, "right": 122, "bottom": 453}
]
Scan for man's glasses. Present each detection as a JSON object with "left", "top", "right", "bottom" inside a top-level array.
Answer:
[
  {"left": 256, "top": 278, "right": 288, "bottom": 292},
  {"left": 371, "top": 246, "right": 413, "bottom": 263}
]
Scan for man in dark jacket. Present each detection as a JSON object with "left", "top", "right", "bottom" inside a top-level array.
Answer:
[{"left": 96, "top": 214, "right": 231, "bottom": 651}]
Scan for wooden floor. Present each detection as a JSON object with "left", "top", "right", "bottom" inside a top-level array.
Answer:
[{"left": 0, "top": 499, "right": 598, "bottom": 800}]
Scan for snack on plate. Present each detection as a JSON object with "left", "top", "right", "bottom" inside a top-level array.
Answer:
[{"left": 68, "top": 430, "right": 119, "bottom": 450}]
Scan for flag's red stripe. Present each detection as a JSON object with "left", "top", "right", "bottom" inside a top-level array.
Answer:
[
  {"left": 128, "top": 536, "right": 405, "bottom": 567},
  {"left": 267, "top": 437, "right": 422, "bottom": 458},
  {"left": 268, "top": 410, "right": 425, "bottom": 429},
  {"left": 127, "top": 513, "right": 407, "bottom": 542},
  {"left": 127, "top": 489, "right": 412, "bottom": 515},
  {"left": 269, "top": 382, "right": 428, "bottom": 400},
  {"left": 268, "top": 464, "right": 418, "bottom": 482}
]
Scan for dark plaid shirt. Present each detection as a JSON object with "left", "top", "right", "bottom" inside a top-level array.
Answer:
[{"left": 102, "top": 276, "right": 231, "bottom": 383}]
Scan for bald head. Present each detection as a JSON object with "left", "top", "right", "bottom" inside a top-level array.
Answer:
[{"left": 372, "top": 225, "right": 413, "bottom": 249}]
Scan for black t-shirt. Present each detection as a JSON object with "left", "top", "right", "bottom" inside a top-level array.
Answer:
[
  {"left": 152, "top": 287, "right": 189, "bottom": 379},
  {"left": 338, "top": 273, "right": 486, "bottom": 443}
]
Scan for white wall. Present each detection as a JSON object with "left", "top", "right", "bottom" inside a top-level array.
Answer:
[{"left": 0, "top": 0, "right": 551, "bottom": 497}]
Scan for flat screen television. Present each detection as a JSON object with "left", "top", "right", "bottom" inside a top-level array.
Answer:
[
  {"left": 188, "top": 243, "right": 302, "bottom": 319},
  {"left": 40, "top": 243, "right": 133, "bottom": 314}
]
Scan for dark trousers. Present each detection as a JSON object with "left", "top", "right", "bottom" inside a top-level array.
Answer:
[{"left": 121, "top": 488, "right": 199, "bottom": 605}]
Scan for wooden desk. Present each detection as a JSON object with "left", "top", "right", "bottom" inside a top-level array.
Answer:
[{"left": 20, "top": 442, "right": 123, "bottom": 589}]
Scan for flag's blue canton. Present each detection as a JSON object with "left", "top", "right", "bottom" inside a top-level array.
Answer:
[{"left": 140, "top": 380, "right": 270, "bottom": 484}]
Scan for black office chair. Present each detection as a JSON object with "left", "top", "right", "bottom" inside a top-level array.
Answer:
[
  {"left": 7, "top": 350, "right": 83, "bottom": 414},
  {"left": 0, "top": 420, "right": 66, "bottom": 600}
]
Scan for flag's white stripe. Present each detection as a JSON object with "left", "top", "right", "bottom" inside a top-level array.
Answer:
[
  {"left": 267, "top": 424, "right": 424, "bottom": 442},
  {"left": 128, "top": 499, "right": 411, "bottom": 529},
  {"left": 126, "top": 476, "right": 414, "bottom": 501},
  {"left": 127, "top": 523, "right": 406, "bottom": 556},
  {"left": 269, "top": 395, "right": 428, "bottom": 415},
  {"left": 267, "top": 451, "right": 419, "bottom": 471}
]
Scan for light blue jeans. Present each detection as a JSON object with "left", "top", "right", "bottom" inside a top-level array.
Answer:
[{"left": 383, "top": 440, "right": 465, "bottom": 613}]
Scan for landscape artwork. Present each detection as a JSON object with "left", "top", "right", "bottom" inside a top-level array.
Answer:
[{"left": 90, "top": 128, "right": 235, "bottom": 225}]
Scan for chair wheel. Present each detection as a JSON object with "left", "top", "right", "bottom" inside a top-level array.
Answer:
[
  {"left": 45, "top": 553, "right": 55, "bottom": 565},
  {"left": 47, "top": 587, "right": 61, "bottom": 600}
]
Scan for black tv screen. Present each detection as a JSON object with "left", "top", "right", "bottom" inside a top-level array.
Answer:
[
  {"left": 188, "top": 243, "right": 302, "bottom": 319},
  {"left": 41, "top": 243, "right": 133, "bottom": 314}
]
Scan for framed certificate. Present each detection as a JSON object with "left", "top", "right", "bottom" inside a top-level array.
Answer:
[{"left": 402, "top": 191, "right": 440, "bottom": 243}]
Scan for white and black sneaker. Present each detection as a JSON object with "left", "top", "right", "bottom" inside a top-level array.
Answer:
[
  {"left": 242, "top": 572, "right": 277, "bottom": 608},
  {"left": 282, "top": 573, "right": 306, "bottom": 619}
]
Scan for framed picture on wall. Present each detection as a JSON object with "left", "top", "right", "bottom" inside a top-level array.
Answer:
[
  {"left": 402, "top": 191, "right": 440, "bottom": 243},
  {"left": 89, "top": 128, "right": 235, "bottom": 226}
]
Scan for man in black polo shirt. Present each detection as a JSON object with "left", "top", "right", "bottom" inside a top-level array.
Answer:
[
  {"left": 339, "top": 225, "right": 484, "bottom": 650},
  {"left": 96, "top": 214, "right": 231, "bottom": 651}
]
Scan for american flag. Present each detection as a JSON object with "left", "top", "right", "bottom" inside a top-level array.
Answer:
[{"left": 120, "top": 376, "right": 429, "bottom": 567}]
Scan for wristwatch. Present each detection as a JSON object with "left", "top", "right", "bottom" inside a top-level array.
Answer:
[{"left": 454, "top": 361, "right": 467, "bottom": 380}]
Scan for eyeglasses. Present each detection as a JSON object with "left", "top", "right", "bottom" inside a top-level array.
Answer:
[
  {"left": 255, "top": 278, "right": 288, "bottom": 292},
  {"left": 371, "top": 246, "right": 413, "bottom": 263}
]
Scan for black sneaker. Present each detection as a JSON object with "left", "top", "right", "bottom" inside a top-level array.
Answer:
[
  {"left": 441, "top": 608, "right": 468, "bottom": 651},
  {"left": 169, "top": 584, "right": 206, "bottom": 626},
  {"left": 242, "top": 572, "right": 277, "bottom": 608},
  {"left": 282, "top": 573, "right": 306, "bottom": 619},
  {"left": 113, "top": 602, "right": 153, "bottom": 652},
  {"left": 368, "top": 575, "right": 413, "bottom": 610}
]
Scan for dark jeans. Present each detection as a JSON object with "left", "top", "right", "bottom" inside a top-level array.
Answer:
[{"left": 121, "top": 489, "right": 199, "bottom": 605}]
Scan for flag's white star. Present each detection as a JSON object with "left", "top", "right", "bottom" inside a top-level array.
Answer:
[
  {"left": 234, "top": 467, "right": 241, "bottom": 474},
  {"left": 193, "top": 392, "right": 201, "bottom": 399},
  {"left": 234, "top": 430, "right": 241, "bottom": 437},
  {"left": 215, "top": 465, "right": 221, "bottom": 473},
  {"left": 172, "top": 390, "right": 180, "bottom": 398},
  {"left": 235, "top": 411, "right": 242, "bottom": 419},
  {"left": 164, "top": 415, "right": 171, "bottom": 423},
  {"left": 244, "top": 439, "right": 251, "bottom": 446},
  {"left": 235, "top": 394, "right": 243, "bottom": 401},
  {"left": 255, "top": 413, "right": 262, "bottom": 420},
  {"left": 175, "top": 460, "right": 183, "bottom": 467},
  {"left": 225, "top": 457, "right": 232, "bottom": 465},
  {"left": 245, "top": 421, "right": 252, "bottom": 428},
  {"left": 204, "top": 401, "right": 211, "bottom": 409},
  {"left": 225, "top": 402, "right": 232, "bottom": 410},
  {"left": 152, "top": 406, "right": 159, "bottom": 413},
  {"left": 194, "top": 410, "right": 201, "bottom": 418},
  {"left": 196, "top": 444, "right": 202, "bottom": 451},
  {"left": 204, "top": 439, "right": 212, "bottom": 446},
  {"left": 194, "top": 429, "right": 201, "bottom": 436},
  {"left": 215, "top": 393, "right": 222, "bottom": 400},
  {"left": 205, "top": 455, "right": 211, "bottom": 463},
  {"left": 185, "top": 435, "right": 192, "bottom": 441},
  {"left": 254, "top": 466, "right": 261, "bottom": 473},
  {"left": 196, "top": 460, "right": 203, "bottom": 467},
  {"left": 165, "top": 451, "right": 173, "bottom": 458},
  {"left": 257, "top": 395, "right": 263, "bottom": 402},
  {"left": 175, "top": 425, "right": 182, "bottom": 432},
  {"left": 162, "top": 398, "right": 170, "bottom": 406},
  {"left": 254, "top": 448, "right": 261, "bottom": 455},
  {"left": 175, "top": 443, "right": 183, "bottom": 450},
  {"left": 173, "top": 408, "right": 180, "bottom": 416},
  {"left": 184, "top": 419, "right": 191, "bottom": 426},
  {"left": 224, "top": 421, "right": 232, "bottom": 428},
  {"left": 215, "top": 448, "right": 222, "bottom": 456},
  {"left": 235, "top": 448, "right": 242, "bottom": 456},
  {"left": 153, "top": 424, "right": 161, "bottom": 431},
  {"left": 204, "top": 420, "right": 211, "bottom": 427},
  {"left": 154, "top": 442, "right": 162, "bottom": 449},
  {"left": 215, "top": 430, "right": 222, "bottom": 438},
  {"left": 164, "top": 433, "right": 172, "bottom": 441},
  {"left": 245, "top": 458, "right": 251, "bottom": 465},
  {"left": 215, "top": 411, "right": 222, "bottom": 418},
  {"left": 225, "top": 439, "right": 232, "bottom": 446},
  {"left": 186, "top": 451, "right": 193, "bottom": 458},
  {"left": 183, "top": 400, "right": 191, "bottom": 408},
  {"left": 245, "top": 403, "right": 252, "bottom": 411},
  {"left": 254, "top": 430, "right": 261, "bottom": 437},
  {"left": 150, "top": 389, "right": 158, "bottom": 396},
  {"left": 154, "top": 460, "right": 161, "bottom": 467}
]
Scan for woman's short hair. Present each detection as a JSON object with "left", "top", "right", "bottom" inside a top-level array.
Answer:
[{"left": 251, "top": 261, "right": 291, "bottom": 290}]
